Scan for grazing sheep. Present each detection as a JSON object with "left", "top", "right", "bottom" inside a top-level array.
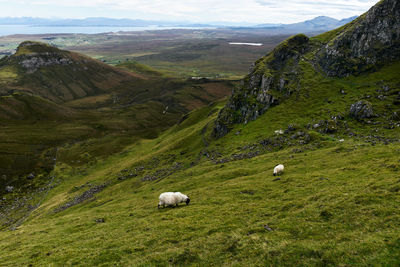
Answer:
[
  {"left": 273, "top": 164, "right": 284, "bottom": 176},
  {"left": 158, "top": 192, "right": 190, "bottom": 209}
]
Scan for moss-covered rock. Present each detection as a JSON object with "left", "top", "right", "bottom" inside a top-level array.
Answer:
[{"left": 350, "top": 100, "right": 375, "bottom": 119}]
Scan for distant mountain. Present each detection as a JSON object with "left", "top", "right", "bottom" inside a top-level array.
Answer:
[
  {"left": 0, "top": 17, "right": 52, "bottom": 25},
  {"left": 0, "top": 17, "right": 215, "bottom": 27},
  {"left": 0, "top": 16, "right": 356, "bottom": 31},
  {"left": 250, "top": 23, "right": 283, "bottom": 28},
  {"left": 253, "top": 16, "right": 358, "bottom": 34}
]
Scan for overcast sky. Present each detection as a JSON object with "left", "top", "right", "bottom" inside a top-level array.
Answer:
[{"left": 0, "top": 0, "right": 379, "bottom": 24}]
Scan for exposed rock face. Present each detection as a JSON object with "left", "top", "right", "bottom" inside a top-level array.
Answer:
[
  {"left": 350, "top": 101, "right": 375, "bottom": 119},
  {"left": 213, "top": 34, "right": 309, "bottom": 137},
  {"left": 54, "top": 183, "right": 108, "bottom": 213},
  {"left": 19, "top": 53, "right": 72, "bottom": 74},
  {"left": 13, "top": 41, "right": 73, "bottom": 73},
  {"left": 317, "top": 0, "right": 400, "bottom": 77}
]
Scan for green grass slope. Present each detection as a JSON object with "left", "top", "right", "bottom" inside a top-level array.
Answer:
[
  {"left": 0, "top": 42, "right": 234, "bottom": 231},
  {"left": 0, "top": 59, "right": 399, "bottom": 265},
  {"left": 116, "top": 61, "right": 165, "bottom": 78},
  {"left": 0, "top": 40, "right": 233, "bottom": 177}
]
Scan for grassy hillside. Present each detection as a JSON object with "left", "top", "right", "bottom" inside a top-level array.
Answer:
[
  {"left": 0, "top": 42, "right": 233, "bottom": 209},
  {"left": 116, "top": 61, "right": 165, "bottom": 77},
  {"left": 0, "top": 1, "right": 399, "bottom": 264},
  {"left": 0, "top": 77, "right": 232, "bottom": 186},
  {"left": 0, "top": 41, "right": 141, "bottom": 103},
  {"left": 0, "top": 57, "right": 399, "bottom": 265}
]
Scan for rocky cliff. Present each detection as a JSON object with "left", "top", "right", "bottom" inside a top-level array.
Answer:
[
  {"left": 317, "top": 0, "right": 400, "bottom": 77},
  {"left": 14, "top": 41, "right": 73, "bottom": 74},
  {"left": 213, "top": 34, "right": 309, "bottom": 137},
  {"left": 213, "top": 0, "right": 400, "bottom": 137}
]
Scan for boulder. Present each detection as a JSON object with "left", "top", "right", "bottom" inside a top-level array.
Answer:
[
  {"left": 350, "top": 100, "right": 374, "bottom": 119},
  {"left": 5, "top": 186, "right": 14, "bottom": 193}
]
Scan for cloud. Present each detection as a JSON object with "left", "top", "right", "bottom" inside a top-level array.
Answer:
[{"left": 0, "top": 0, "right": 379, "bottom": 23}]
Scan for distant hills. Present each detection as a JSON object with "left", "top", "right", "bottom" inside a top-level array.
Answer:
[
  {"left": 250, "top": 16, "right": 358, "bottom": 34},
  {"left": 0, "top": 16, "right": 357, "bottom": 33},
  {"left": 0, "top": 17, "right": 215, "bottom": 27}
]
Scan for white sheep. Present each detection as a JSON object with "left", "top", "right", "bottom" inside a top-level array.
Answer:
[
  {"left": 158, "top": 192, "right": 190, "bottom": 209},
  {"left": 273, "top": 164, "right": 284, "bottom": 176}
]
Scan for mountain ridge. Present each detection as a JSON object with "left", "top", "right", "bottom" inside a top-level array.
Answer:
[
  {"left": 0, "top": 15, "right": 359, "bottom": 34},
  {"left": 255, "top": 16, "right": 358, "bottom": 33},
  {"left": 0, "top": 41, "right": 139, "bottom": 103},
  {"left": 0, "top": 16, "right": 357, "bottom": 28}
]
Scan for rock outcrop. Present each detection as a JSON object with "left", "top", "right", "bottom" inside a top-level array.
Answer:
[
  {"left": 12, "top": 41, "right": 77, "bottom": 73},
  {"left": 5, "top": 186, "right": 14, "bottom": 193},
  {"left": 350, "top": 100, "right": 375, "bottom": 120},
  {"left": 213, "top": 34, "right": 309, "bottom": 137},
  {"left": 317, "top": 0, "right": 400, "bottom": 77},
  {"left": 19, "top": 54, "right": 72, "bottom": 74}
]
